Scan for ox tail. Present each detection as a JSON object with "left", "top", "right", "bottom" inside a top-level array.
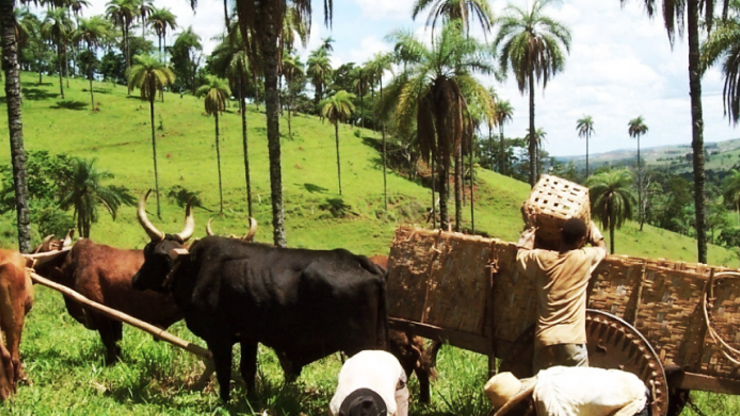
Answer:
[
  {"left": 421, "top": 339, "right": 443, "bottom": 381},
  {"left": 376, "top": 276, "right": 389, "bottom": 350}
]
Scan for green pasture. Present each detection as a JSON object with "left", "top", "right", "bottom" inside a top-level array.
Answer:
[{"left": 1, "top": 73, "right": 738, "bottom": 414}]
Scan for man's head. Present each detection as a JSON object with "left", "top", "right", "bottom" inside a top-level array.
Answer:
[{"left": 561, "top": 218, "right": 588, "bottom": 249}]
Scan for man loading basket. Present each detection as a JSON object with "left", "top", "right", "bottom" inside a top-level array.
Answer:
[{"left": 515, "top": 203, "right": 608, "bottom": 373}]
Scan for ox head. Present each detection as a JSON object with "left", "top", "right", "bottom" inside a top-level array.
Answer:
[{"left": 132, "top": 190, "right": 195, "bottom": 292}]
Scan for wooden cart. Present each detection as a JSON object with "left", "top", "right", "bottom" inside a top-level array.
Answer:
[{"left": 386, "top": 226, "right": 740, "bottom": 416}]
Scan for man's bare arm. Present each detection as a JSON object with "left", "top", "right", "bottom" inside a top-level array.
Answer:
[{"left": 589, "top": 222, "right": 608, "bottom": 255}]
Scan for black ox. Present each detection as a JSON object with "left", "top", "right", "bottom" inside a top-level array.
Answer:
[{"left": 131, "top": 191, "right": 389, "bottom": 402}]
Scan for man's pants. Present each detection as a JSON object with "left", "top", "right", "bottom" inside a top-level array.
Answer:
[{"left": 533, "top": 343, "right": 588, "bottom": 374}]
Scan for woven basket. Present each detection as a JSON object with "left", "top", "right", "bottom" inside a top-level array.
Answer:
[{"left": 523, "top": 174, "right": 591, "bottom": 248}]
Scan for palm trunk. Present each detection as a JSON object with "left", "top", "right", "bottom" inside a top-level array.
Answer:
[
  {"left": 440, "top": 149, "right": 450, "bottom": 230},
  {"left": 239, "top": 76, "right": 253, "bottom": 218},
  {"left": 609, "top": 199, "right": 615, "bottom": 254},
  {"left": 215, "top": 113, "right": 224, "bottom": 213},
  {"left": 381, "top": 78, "right": 387, "bottom": 211},
  {"left": 469, "top": 130, "right": 475, "bottom": 233},
  {"left": 223, "top": 0, "right": 229, "bottom": 30},
  {"left": 2, "top": 2, "right": 32, "bottom": 253},
  {"left": 454, "top": 144, "right": 462, "bottom": 232},
  {"left": 585, "top": 134, "right": 589, "bottom": 178},
  {"left": 528, "top": 72, "right": 536, "bottom": 187},
  {"left": 688, "top": 0, "right": 707, "bottom": 263},
  {"left": 64, "top": 44, "right": 70, "bottom": 88},
  {"left": 150, "top": 99, "right": 161, "bottom": 218},
  {"left": 287, "top": 90, "right": 292, "bottom": 139},
  {"left": 158, "top": 35, "right": 163, "bottom": 63},
  {"left": 499, "top": 124, "right": 505, "bottom": 175},
  {"left": 637, "top": 135, "right": 642, "bottom": 228},
  {"left": 88, "top": 44, "right": 94, "bottom": 110},
  {"left": 431, "top": 149, "right": 436, "bottom": 229},
  {"left": 57, "top": 43, "right": 64, "bottom": 98},
  {"left": 259, "top": 5, "right": 287, "bottom": 247},
  {"left": 335, "top": 123, "right": 342, "bottom": 195}
]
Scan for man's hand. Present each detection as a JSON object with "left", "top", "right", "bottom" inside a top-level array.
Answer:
[
  {"left": 588, "top": 222, "right": 608, "bottom": 254},
  {"left": 517, "top": 227, "right": 537, "bottom": 250}
]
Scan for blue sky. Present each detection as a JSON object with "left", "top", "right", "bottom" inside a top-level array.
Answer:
[{"left": 71, "top": 0, "right": 740, "bottom": 157}]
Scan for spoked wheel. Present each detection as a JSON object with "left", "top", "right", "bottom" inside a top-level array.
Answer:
[{"left": 499, "top": 309, "right": 669, "bottom": 416}]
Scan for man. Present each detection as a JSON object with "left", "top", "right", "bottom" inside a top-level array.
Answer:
[
  {"left": 330, "top": 350, "right": 409, "bottom": 416},
  {"left": 516, "top": 216, "right": 608, "bottom": 373},
  {"left": 484, "top": 366, "right": 650, "bottom": 416}
]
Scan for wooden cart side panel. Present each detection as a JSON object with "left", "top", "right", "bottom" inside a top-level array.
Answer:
[
  {"left": 386, "top": 227, "right": 493, "bottom": 336},
  {"left": 700, "top": 277, "right": 740, "bottom": 378},
  {"left": 490, "top": 241, "right": 538, "bottom": 345}
]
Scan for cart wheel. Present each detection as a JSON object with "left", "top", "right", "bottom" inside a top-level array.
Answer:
[{"left": 499, "top": 310, "right": 669, "bottom": 416}]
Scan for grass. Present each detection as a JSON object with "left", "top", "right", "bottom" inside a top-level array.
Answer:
[{"left": 0, "top": 73, "right": 738, "bottom": 414}]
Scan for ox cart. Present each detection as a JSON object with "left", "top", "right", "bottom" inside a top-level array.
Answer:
[{"left": 385, "top": 225, "right": 740, "bottom": 416}]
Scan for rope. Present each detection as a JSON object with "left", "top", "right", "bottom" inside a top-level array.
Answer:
[{"left": 702, "top": 271, "right": 740, "bottom": 366}]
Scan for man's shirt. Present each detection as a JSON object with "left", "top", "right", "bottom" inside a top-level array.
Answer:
[{"left": 516, "top": 247, "right": 607, "bottom": 347}]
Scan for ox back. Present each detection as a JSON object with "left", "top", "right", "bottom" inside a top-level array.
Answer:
[
  {"left": 134, "top": 235, "right": 388, "bottom": 402},
  {"left": 34, "top": 239, "right": 182, "bottom": 363}
]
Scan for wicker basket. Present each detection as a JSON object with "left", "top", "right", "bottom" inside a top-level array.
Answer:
[{"left": 523, "top": 174, "right": 591, "bottom": 248}]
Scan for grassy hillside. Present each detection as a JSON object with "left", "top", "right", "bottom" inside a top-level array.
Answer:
[{"left": 1, "top": 73, "right": 739, "bottom": 415}]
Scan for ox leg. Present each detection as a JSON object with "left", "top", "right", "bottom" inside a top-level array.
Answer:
[
  {"left": 239, "top": 340, "right": 258, "bottom": 396},
  {"left": 96, "top": 317, "right": 123, "bottom": 364},
  {"left": 209, "top": 339, "right": 234, "bottom": 402}
]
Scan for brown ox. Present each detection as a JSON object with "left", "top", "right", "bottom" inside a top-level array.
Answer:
[
  {"left": 31, "top": 237, "right": 182, "bottom": 363},
  {"left": 369, "top": 254, "right": 442, "bottom": 404},
  {"left": 0, "top": 249, "right": 33, "bottom": 400}
]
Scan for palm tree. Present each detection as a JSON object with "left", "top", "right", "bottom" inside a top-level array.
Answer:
[
  {"left": 106, "top": 0, "right": 137, "bottom": 73},
  {"left": 411, "top": 0, "right": 494, "bottom": 38},
  {"left": 196, "top": 76, "right": 231, "bottom": 213},
  {"left": 351, "top": 65, "right": 369, "bottom": 128},
  {"left": 576, "top": 115, "right": 595, "bottom": 178},
  {"left": 320, "top": 90, "right": 356, "bottom": 195},
  {"left": 58, "top": 157, "right": 135, "bottom": 238},
  {"left": 42, "top": 7, "right": 74, "bottom": 99},
  {"left": 172, "top": 26, "right": 202, "bottom": 94},
  {"left": 210, "top": 24, "right": 253, "bottom": 217},
  {"left": 75, "top": 16, "right": 111, "bottom": 110},
  {"left": 623, "top": 0, "right": 730, "bottom": 264},
  {"left": 723, "top": 169, "right": 740, "bottom": 226},
  {"left": 494, "top": 97, "right": 513, "bottom": 174},
  {"left": 235, "top": 0, "right": 334, "bottom": 247},
  {"left": 493, "top": 0, "right": 571, "bottom": 187},
  {"left": 628, "top": 116, "right": 648, "bottom": 230},
  {"left": 307, "top": 48, "right": 332, "bottom": 106},
  {"left": 282, "top": 51, "right": 304, "bottom": 140},
  {"left": 366, "top": 52, "right": 393, "bottom": 211},
  {"left": 127, "top": 54, "right": 175, "bottom": 218},
  {"left": 147, "top": 7, "right": 177, "bottom": 63},
  {"left": 136, "top": 0, "right": 153, "bottom": 38},
  {"left": 587, "top": 169, "right": 637, "bottom": 254},
  {"left": 1, "top": 0, "right": 32, "bottom": 252},
  {"left": 383, "top": 22, "right": 495, "bottom": 230}
]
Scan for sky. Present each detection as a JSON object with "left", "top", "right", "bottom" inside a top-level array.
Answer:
[{"left": 58, "top": 0, "right": 740, "bottom": 158}]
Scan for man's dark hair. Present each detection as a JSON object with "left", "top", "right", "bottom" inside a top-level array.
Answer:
[{"left": 561, "top": 218, "right": 588, "bottom": 246}]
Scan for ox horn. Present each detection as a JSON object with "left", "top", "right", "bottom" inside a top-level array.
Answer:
[
  {"left": 243, "top": 218, "right": 257, "bottom": 241},
  {"left": 62, "top": 229, "right": 75, "bottom": 248},
  {"left": 206, "top": 218, "right": 214, "bottom": 236},
  {"left": 174, "top": 197, "right": 195, "bottom": 243},
  {"left": 137, "top": 190, "right": 165, "bottom": 242}
]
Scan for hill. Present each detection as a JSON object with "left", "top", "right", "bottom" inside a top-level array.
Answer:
[
  {"left": 558, "top": 138, "right": 740, "bottom": 174},
  {"left": 2, "top": 73, "right": 736, "bottom": 266}
]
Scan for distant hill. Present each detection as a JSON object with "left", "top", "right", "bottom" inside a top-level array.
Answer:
[{"left": 557, "top": 138, "right": 740, "bottom": 173}]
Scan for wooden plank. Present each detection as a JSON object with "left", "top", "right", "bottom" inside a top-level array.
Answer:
[
  {"left": 389, "top": 317, "right": 490, "bottom": 355},
  {"left": 674, "top": 372, "right": 740, "bottom": 395},
  {"left": 29, "top": 271, "right": 212, "bottom": 360}
]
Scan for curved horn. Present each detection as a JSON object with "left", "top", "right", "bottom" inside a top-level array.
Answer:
[
  {"left": 62, "top": 229, "right": 75, "bottom": 248},
  {"left": 243, "top": 218, "right": 258, "bottom": 241},
  {"left": 137, "top": 190, "right": 165, "bottom": 242},
  {"left": 206, "top": 218, "right": 214, "bottom": 236},
  {"left": 174, "top": 197, "right": 195, "bottom": 243}
]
